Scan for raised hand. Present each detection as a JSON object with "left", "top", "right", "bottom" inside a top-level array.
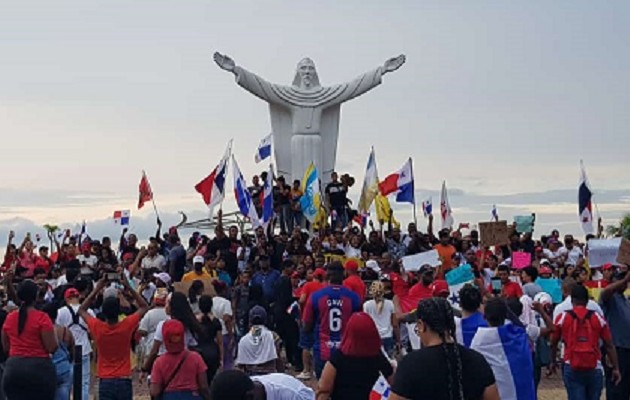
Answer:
[
  {"left": 214, "top": 52, "right": 236, "bottom": 72},
  {"left": 383, "top": 54, "right": 406, "bottom": 73}
]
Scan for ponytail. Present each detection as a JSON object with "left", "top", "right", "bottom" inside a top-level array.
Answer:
[
  {"left": 16, "top": 280, "right": 38, "bottom": 335},
  {"left": 370, "top": 281, "right": 385, "bottom": 314}
]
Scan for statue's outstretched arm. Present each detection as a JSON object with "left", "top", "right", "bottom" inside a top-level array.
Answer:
[{"left": 214, "top": 51, "right": 283, "bottom": 105}]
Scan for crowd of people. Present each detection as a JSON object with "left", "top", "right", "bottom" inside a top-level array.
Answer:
[{"left": 0, "top": 171, "right": 628, "bottom": 400}]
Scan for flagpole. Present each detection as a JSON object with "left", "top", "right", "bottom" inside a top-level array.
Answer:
[
  {"left": 409, "top": 157, "right": 417, "bottom": 225},
  {"left": 143, "top": 170, "right": 161, "bottom": 224}
]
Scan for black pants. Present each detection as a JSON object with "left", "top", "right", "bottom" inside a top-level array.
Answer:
[
  {"left": 275, "top": 316, "right": 301, "bottom": 370},
  {"left": 606, "top": 347, "right": 630, "bottom": 400},
  {"left": 2, "top": 357, "right": 55, "bottom": 400}
]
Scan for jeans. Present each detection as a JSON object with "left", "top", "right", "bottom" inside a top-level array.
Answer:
[
  {"left": 99, "top": 378, "right": 133, "bottom": 400},
  {"left": 163, "top": 391, "right": 202, "bottom": 400},
  {"left": 382, "top": 337, "right": 395, "bottom": 359},
  {"left": 313, "top": 351, "right": 325, "bottom": 379},
  {"left": 332, "top": 207, "right": 347, "bottom": 228},
  {"left": 55, "top": 371, "right": 73, "bottom": 400},
  {"left": 223, "top": 334, "right": 234, "bottom": 370},
  {"left": 292, "top": 210, "right": 303, "bottom": 230},
  {"left": 3, "top": 357, "right": 56, "bottom": 400},
  {"left": 81, "top": 354, "right": 90, "bottom": 400},
  {"left": 606, "top": 346, "right": 630, "bottom": 400},
  {"left": 563, "top": 365, "right": 603, "bottom": 400},
  {"left": 279, "top": 204, "right": 292, "bottom": 233}
]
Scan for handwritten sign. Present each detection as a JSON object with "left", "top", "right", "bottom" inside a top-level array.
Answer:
[
  {"left": 479, "top": 221, "right": 509, "bottom": 248},
  {"left": 617, "top": 238, "right": 630, "bottom": 266},
  {"left": 514, "top": 215, "right": 535, "bottom": 233},
  {"left": 401, "top": 250, "right": 441, "bottom": 272},
  {"left": 512, "top": 251, "right": 532, "bottom": 269},
  {"left": 588, "top": 238, "right": 622, "bottom": 267},
  {"left": 173, "top": 279, "right": 217, "bottom": 297}
]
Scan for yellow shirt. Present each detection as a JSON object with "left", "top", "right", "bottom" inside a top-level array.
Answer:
[{"left": 182, "top": 270, "right": 213, "bottom": 282}]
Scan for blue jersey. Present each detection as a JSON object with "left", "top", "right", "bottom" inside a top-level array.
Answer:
[{"left": 303, "top": 285, "right": 360, "bottom": 361}]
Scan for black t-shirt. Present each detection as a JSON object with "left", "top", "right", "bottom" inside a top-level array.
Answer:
[
  {"left": 392, "top": 344, "right": 495, "bottom": 400},
  {"left": 273, "top": 184, "right": 291, "bottom": 207},
  {"left": 362, "top": 242, "right": 387, "bottom": 258},
  {"left": 325, "top": 182, "right": 347, "bottom": 208},
  {"left": 249, "top": 185, "right": 263, "bottom": 209},
  {"left": 329, "top": 351, "right": 393, "bottom": 400}
]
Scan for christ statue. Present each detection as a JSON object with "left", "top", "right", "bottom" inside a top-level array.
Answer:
[{"left": 214, "top": 51, "right": 406, "bottom": 184}]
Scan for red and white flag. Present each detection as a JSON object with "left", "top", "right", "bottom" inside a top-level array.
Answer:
[
  {"left": 195, "top": 141, "right": 232, "bottom": 212},
  {"left": 138, "top": 171, "right": 153, "bottom": 210},
  {"left": 369, "top": 373, "right": 391, "bottom": 400}
]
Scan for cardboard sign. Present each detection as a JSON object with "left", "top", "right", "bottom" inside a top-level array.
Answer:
[
  {"left": 588, "top": 238, "right": 622, "bottom": 267},
  {"left": 401, "top": 250, "right": 441, "bottom": 272},
  {"left": 479, "top": 221, "right": 509, "bottom": 248},
  {"left": 323, "top": 254, "right": 365, "bottom": 268},
  {"left": 617, "top": 238, "right": 630, "bottom": 266},
  {"left": 512, "top": 251, "right": 532, "bottom": 269},
  {"left": 173, "top": 279, "right": 217, "bottom": 297}
]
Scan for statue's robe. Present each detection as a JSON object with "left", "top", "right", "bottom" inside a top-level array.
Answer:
[{"left": 233, "top": 66, "right": 383, "bottom": 185}]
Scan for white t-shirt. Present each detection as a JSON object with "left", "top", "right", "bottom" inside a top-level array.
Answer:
[
  {"left": 237, "top": 246, "right": 252, "bottom": 272},
  {"left": 344, "top": 245, "right": 362, "bottom": 259},
  {"left": 153, "top": 318, "right": 198, "bottom": 355},
  {"left": 363, "top": 299, "right": 395, "bottom": 339},
  {"left": 56, "top": 304, "right": 95, "bottom": 356},
  {"left": 76, "top": 254, "right": 98, "bottom": 275},
  {"left": 252, "top": 373, "right": 315, "bottom": 400},
  {"left": 141, "top": 254, "right": 167, "bottom": 271},
  {"left": 558, "top": 246, "right": 583, "bottom": 266},
  {"left": 552, "top": 296, "right": 604, "bottom": 320},
  {"left": 138, "top": 307, "right": 168, "bottom": 353},
  {"left": 212, "top": 296, "right": 233, "bottom": 335}
]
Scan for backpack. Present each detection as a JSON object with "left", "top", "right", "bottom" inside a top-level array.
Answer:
[
  {"left": 566, "top": 310, "right": 598, "bottom": 371},
  {"left": 66, "top": 305, "right": 89, "bottom": 336}
]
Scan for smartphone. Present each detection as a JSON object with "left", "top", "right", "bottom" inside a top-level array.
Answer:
[
  {"left": 491, "top": 277, "right": 502, "bottom": 293},
  {"left": 106, "top": 272, "right": 119, "bottom": 281}
]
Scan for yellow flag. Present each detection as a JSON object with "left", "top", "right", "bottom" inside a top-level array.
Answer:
[{"left": 375, "top": 194, "right": 400, "bottom": 228}]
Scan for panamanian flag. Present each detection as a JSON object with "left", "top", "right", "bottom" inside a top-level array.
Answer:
[
  {"left": 578, "top": 161, "right": 594, "bottom": 235},
  {"left": 255, "top": 133, "right": 272, "bottom": 163},
  {"left": 378, "top": 157, "right": 414, "bottom": 204},
  {"left": 113, "top": 210, "right": 130, "bottom": 225},
  {"left": 195, "top": 140, "right": 232, "bottom": 213},
  {"left": 369, "top": 373, "right": 391, "bottom": 400}
]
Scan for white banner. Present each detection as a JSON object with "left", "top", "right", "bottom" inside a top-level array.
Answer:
[
  {"left": 401, "top": 250, "right": 441, "bottom": 272},
  {"left": 588, "top": 238, "right": 622, "bottom": 267}
]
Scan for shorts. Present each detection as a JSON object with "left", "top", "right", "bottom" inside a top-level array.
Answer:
[{"left": 299, "top": 328, "right": 315, "bottom": 350}]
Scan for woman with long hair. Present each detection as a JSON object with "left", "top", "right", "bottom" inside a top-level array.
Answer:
[
  {"left": 390, "top": 298, "right": 499, "bottom": 400},
  {"left": 317, "top": 312, "right": 394, "bottom": 400},
  {"left": 42, "top": 303, "right": 75, "bottom": 400},
  {"left": 1, "top": 280, "right": 58, "bottom": 399},
  {"left": 363, "top": 281, "right": 397, "bottom": 357},
  {"left": 197, "top": 295, "right": 223, "bottom": 382},
  {"left": 188, "top": 280, "right": 204, "bottom": 315},
  {"left": 142, "top": 292, "right": 205, "bottom": 377}
]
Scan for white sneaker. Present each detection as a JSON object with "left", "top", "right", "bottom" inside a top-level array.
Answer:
[{"left": 296, "top": 371, "right": 312, "bottom": 380}]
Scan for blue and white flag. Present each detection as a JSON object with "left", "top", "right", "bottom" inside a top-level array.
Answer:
[
  {"left": 454, "top": 312, "right": 488, "bottom": 348},
  {"left": 422, "top": 197, "right": 432, "bottom": 217},
  {"left": 232, "top": 156, "right": 260, "bottom": 226},
  {"left": 470, "top": 324, "right": 536, "bottom": 400},
  {"left": 299, "top": 162, "right": 322, "bottom": 223},
  {"left": 254, "top": 134, "right": 272, "bottom": 163},
  {"left": 262, "top": 164, "right": 274, "bottom": 227},
  {"left": 113, "top": 210, "right": 131, "bottom": 226},
  {"left": 445, "top": 264, "right": 475, "bottom": 309}
]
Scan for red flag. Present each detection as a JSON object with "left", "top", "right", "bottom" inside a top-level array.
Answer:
[{"left": 138, "top": 172, "right": 153, "bottom": 209}]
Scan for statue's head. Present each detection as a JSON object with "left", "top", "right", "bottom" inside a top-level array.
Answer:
[{"left": 292, "top": 57, "right": 320, "bottom": 89}]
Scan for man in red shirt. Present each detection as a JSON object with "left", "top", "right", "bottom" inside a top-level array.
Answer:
[
  {"left": 551, "top": 284, "right": 621, "bottom": 399},
  {"left": 342, "top": 259, "right": 366, "bottom": 302},
  {"left": 408, "top": 265, "right": 435, "bottom": 300},
  {"left": 79, "top": 276, "right": 149, "bottom": 400},
  {"left": 296, "top": 267, "right": 326, "bottom": 380},
  {"left": 486, "top": 264, "right": 522, "bottom": 299}
]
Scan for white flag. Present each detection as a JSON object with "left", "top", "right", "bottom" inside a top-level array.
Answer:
[{"left": 440, "top": 180, "right": 454, "bottom": 230}]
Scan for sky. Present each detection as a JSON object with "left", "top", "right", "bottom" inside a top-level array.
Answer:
[{"left": 0, "top": 0, "right": 629, "bottom": 245}]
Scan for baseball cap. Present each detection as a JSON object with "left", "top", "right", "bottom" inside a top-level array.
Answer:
[
  {"left": 432, "top": 280, "right": 449, "bottom": 297},
  {"left": 193, "top": 255, "right": 205, "bottom": 265},
  {"left": 103, "top": 286, "right": 119, "bottom": 299},
  {"left": 249, "top": 305, "right": 267, "bottom": 325},
  {"left": 313, "top": 268, "right": 326, "bottom": 278},
  {"left": 64, "top": 288, "right": 80, "bottom": 300},
  {"left": 365, "top": 260, "right": 381, "bottom": 273},
  {"left": 344, "top": 259, "right": 359, "bottom": 271},
  {"left": 602, "top": 263, "right": 614, "bottom": 271},
  {"left": 153, "top": 272, "right": 172, "bottom": 285},
  {"left": 540, "top": 259, "right": 551, "bottom": 265},
  {"left": 162, "top": 319, "right": 185, "bottom": 353}
]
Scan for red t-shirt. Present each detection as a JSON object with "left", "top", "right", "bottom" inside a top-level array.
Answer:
[
  {"left": 86, "top": 313, "right": 141, "bottom": 378},
  {"left": 389, "top": 272, "right": 409, "bottom": 298},
  {"left": 2, "top": 309, "right": 53, "bottom": 358},
  {"left": 343, "top": 275, "right": 366, "bottom": 303},
  {"left": 301, "top": 281, "right": 325, "bottom": 301},
  {"left": 408, "top": 282, "right": 434, "bottom": 299},
  {"left": 34, "top": 257, "right": 52, "bottom": 274},
  {"left": 151, "top": 350, "right": 207, "bottom": 393},
  {"left": 486, "top": 281, "right": 523, "bottom": 299},
  {"left": 554, "top": 306, "right": 611, "bottom": 365}
]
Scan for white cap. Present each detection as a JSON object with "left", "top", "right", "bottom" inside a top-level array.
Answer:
[
  {"left": 366, "top": 259, "right": 381, "bottom": 272},
  {"left": 540, "top": 258, "right": 551, "bottom": 265},
  {"left": 153, "top": 272, "right": 172, "bottom": 285},
  {"left": 193, "top": 255, "right": 205, "bottom": 264}
]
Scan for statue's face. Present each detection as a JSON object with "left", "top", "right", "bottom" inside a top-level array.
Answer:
[{"left": 298, "top": 59, "right": 316, "bottom": 87}]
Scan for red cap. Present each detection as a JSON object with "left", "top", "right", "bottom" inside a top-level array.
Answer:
[
  {"left": 313, "top": 268, "right": 326, "bottom": 278},
  {"left": 291, "top": 271, "right": 300, "bottom": 279},
  {"left": 539, "top": 266, "right": 552, "bottom": 275},
  {"left": 344, "top": 259, "right": 359, "bottom": 271},
  {"left": 162, "top": 319, "right": 185, "bottom": 353},
  {"left": 432, "top": 280, "right": 449, "bottom": 297},
  {"left": 64, "top": 288, "right": 80, "bottom": 300},
  {"left": 602, "top": 263, "right": 614, "bottom": 271}
]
